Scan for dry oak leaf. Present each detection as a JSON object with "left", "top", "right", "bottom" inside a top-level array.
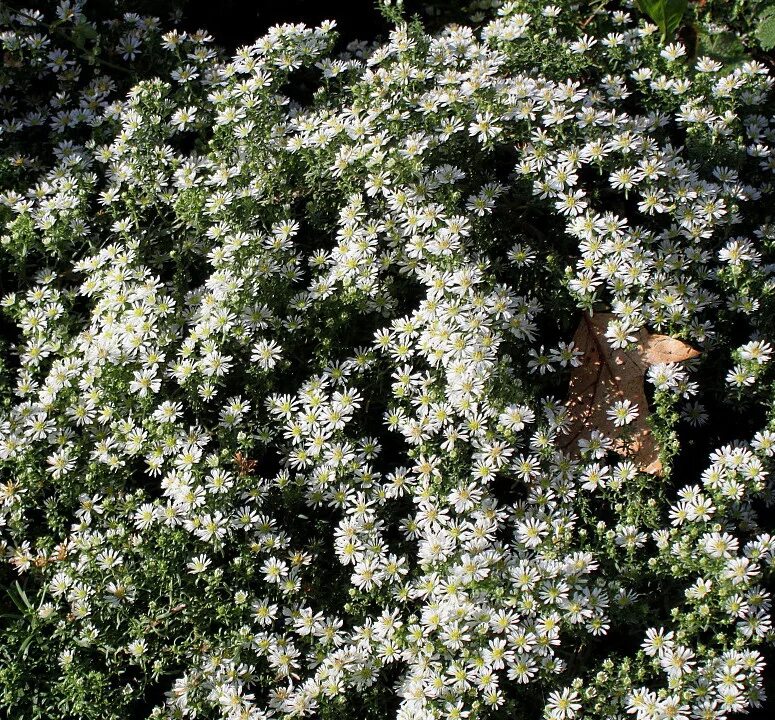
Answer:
[{"left": 558, "top": 312, "right": 700, "bottom": 475}]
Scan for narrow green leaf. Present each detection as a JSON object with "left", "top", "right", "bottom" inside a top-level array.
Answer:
[
  {"left": 19, "top": 633, "right": 34, "bottom": 659},
  {"left": 14, "top": 582, "right": 31, "bottom": 610},
  {"left": 5, "top": 587, "right": 26, "bottom": 615}
]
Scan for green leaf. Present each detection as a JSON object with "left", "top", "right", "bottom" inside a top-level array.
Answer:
[
  {"left": 756, "top": 7, "right": 775, "bottom": 50},
  {"left": 697, "top": 29, "right": 748, "bottom": 69},
  {"left": 19, "top": 633, "right": 35, "bottom": 659},
  {"left": 5, "top": 582, "right": 31, "bottom": 614},
  {"left": 70, "top": 22, "right": 99, "bottom": 51},
  {"left": 636, "top": 0, "right": 688, "bottom": 42}
]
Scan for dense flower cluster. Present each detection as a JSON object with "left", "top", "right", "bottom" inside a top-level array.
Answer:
[{"left": 0, "top": 1, "right": 773, "bottom": 719}]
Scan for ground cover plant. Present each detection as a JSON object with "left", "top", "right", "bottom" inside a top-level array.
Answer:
[{"left": 0, "top": 0, "right": 774, "bottom": 719}]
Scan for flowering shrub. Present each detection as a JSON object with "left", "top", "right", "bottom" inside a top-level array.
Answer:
[{"left": 0, "top": 1, "right": 774, "bottom": 719}]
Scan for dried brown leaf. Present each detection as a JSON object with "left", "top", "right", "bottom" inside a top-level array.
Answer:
[{"left": 558, "top": 312, "right": 700, "bottom": 475}]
